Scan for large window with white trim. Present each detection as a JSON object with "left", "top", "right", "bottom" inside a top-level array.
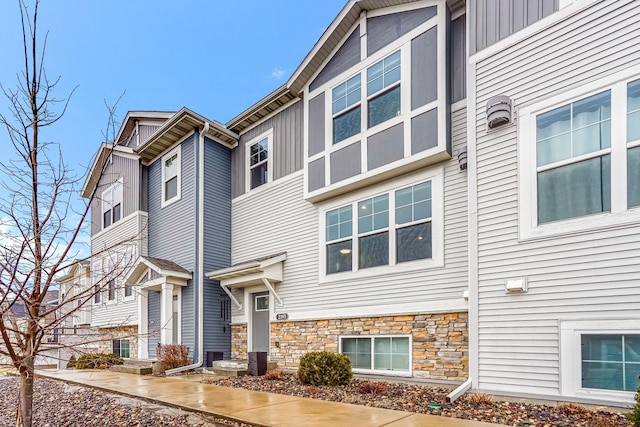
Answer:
[
  {"left": 101, "top": 180, "right": 122, "bottom": 229},
  {"left": 341, "top": 336, "right": 411, "bottom": 373},
  {"left": 519, "top": 73, "right": 640, "bottom": 238},
  {"left": 582, "top": 334, "right": 640, "bottom": 392},
  {"left": 324, "top": 177, "right": 435, "bottom": 276},
  {"left": 112, "top": 339, "right": 130, "bottom": 359},
  {"left": 161, "top": 146, "right": 180, "bottom": 206}
]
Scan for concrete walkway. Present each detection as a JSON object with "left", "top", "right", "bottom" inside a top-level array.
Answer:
[{"left": 37, "top": 369, "right": 507, "bottom": 427}]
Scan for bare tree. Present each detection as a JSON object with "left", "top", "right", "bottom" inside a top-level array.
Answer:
[{"left": 0, "top": 1, "right": 127, "bottom": 426}]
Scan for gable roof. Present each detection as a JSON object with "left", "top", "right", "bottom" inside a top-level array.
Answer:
[{"left": 126, "top": 256, "right": 192, "bottom": 285}]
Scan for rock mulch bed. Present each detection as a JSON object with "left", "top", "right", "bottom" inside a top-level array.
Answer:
[
  {"left": 205, "top": 373, "right": 633, "bottom": 427},
  {"left": 0, "top": 377, "right": 253, "bottom": 427}
]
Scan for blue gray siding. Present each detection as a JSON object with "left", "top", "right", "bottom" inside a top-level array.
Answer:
[
  {"left": 470, "top": 0, "right": 558, "bottom": 53},
  {"left": 202, "top": 137, "right": 232, "bottom": 358},
  {"left": 148, "top": 290, "right": 161, "bottom": 358},
  {"left": 309, "top": 26, "right": 361, "bottom": 92},
  {"left": 368, "top": 6, "right": 437, "bottom": 56},
  {"left": 232, "top": 101, "right": 303, "bottom": 198},
  {"left": 450, "top": 14, "right": 466, "bottom": 103},
  {"left": 148, "top": 135, "right": 197, "bottom": 351},
  {"left": 91, "top": 153, "right": 141, "bottom": 236}
]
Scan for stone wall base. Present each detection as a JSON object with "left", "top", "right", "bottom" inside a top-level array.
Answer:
[
  {"left": 232, "top": 312, "right": 468, "bottom": 381},
  {"left": 97, "top": 325, "right": 138, "bottom": 359}
]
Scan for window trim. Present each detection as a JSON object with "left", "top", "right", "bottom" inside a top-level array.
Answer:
[
  {"left": 560, "top": 319, "right": 640, "bottom": 404},
  {"left": 518, "top": 68, "right": 640, "bottom": 240},
  {"left": 161, "top": 145, "right": 181, "bottom": 208},
  {"left": 244, "top": 129, "right": 274, "bottom": 193},
  {"left": 112, "top": 338, "right": 131, "bottom": 359},
  {"left": 339, "top": 334, "right": 413, "bottom": 376},
  {"left": 319, "top": 167, "right": 443, "bottom": 283},
  {"left": 101, "top": 179, "right": 123, "bottom": 230}
]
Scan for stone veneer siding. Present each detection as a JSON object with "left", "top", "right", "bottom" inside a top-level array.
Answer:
[
  {"left": 232, "top": 312, "right": 468, "bottom": 381},
  {"left": 97, "top": 325, "right": 138, "bottom": 358}
]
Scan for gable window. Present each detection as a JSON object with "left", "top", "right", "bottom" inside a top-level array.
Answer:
[
  {"left": 518, "top": 71, "right": 640, "bottom": 239},
  {"left": 333, "top": 75, "right": 362, "bottom": 144},
  {"left": 367, "top": 51, "right": 401, "bottom": 128},
  {"left": 112, "top": 339, "right": 130, "bottom": 358},
  {"left": 102, "top": 180, "right": 122, "bottom": 229},
  {"left": 245, "top": 129, "right": 273, "bottom": 192},
  {"left": 324, "top": 175, "right": 436, "bottom": 276},
  {"left": 161, "top": 146, "right": 181, "bottom": 207}
]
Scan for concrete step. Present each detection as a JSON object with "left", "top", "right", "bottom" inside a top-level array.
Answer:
[
  {"left": 204, "top": 359, "right": 278, "bottom": 377},
  {"left": 111, "top": 364, "right": 153, "bottom": 375}
]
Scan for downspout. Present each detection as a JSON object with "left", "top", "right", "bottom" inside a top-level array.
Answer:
[{"left": 166, "top": 122, "right": 209, "bottom": 375}]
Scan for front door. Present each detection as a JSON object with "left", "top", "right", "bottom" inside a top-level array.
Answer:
[{"left": 251, "top": 292, "right": 270, "bottom": 353}]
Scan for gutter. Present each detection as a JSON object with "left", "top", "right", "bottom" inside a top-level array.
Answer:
[
  {"left": 446, "top": 378, "right": 472, "bottom": 403},
  {"left": 166, "top": 122, "right": 209, "bottom": 375}
]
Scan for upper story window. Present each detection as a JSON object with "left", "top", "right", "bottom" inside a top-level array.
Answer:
[
  {"left": 367, "top": 51, "right": 401, "bottom": 128},
  {"left": 518, "top": 71, "right": 640, "bottom": 239},
  {"left": 245, "top": 129, "right": 273, "bottom": 192},
  {"left": 332, "top": 75, "right": 361, "bottom": 144},
  {"left": 102, "top": 180, "right": 122, "bottom": 229},
  {"left": 323, "top": 168, "right": 441, "bottom": 278},
  {"left": 162, "top": 146, "right": 181, "bottom": 207}
]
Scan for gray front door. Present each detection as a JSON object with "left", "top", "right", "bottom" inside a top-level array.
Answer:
[{"left": 251, "top": 292, "right": 270, "bottom": 353}]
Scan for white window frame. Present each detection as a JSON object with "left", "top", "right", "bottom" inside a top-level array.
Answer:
[
  {"left": 319, "top": 167, "right": 443, "bottom": 283},
  {"left": 339, "top": 334, "right": 413, "bottom": 376},
  {"left": 245, "top": 129, "right": 274, "bottom": 193},
  {"left": 112, "top": 338, "right": 131, "bottom": 359},
  {"left": 101, "top": 179, "right": 123, "bottom": 229},
  {"left": 161, "top": 146, "right": 181, "bottom": 208},
  {"left": 518, "top": 68, "right": 640, "bottom": 240},
  {"left": 92, "top": 260, "right": 102, "bottom": 305},
  {"left": 560, "top": 319, "right": 640, "bottom": 404}
]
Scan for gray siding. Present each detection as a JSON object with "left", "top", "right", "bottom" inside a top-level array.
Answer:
[
  {"left": 330, "top": 141, "right": 361, "bottom": 183},
  {"left": 139, "top": 125, "right": 160, "bottom": 144},
  {"left": 474, "top": 0, "right": 640, "bottom": 398},
  {"left": 367, "top": 123, "right": 404, "bottom": 170},
  {"left": 308, "top": 93, "right": 325, "bottom": 157},
  {"left": 202, "top": 138, "right": 232, "bottom": 356},
  {"left": 148, "top": 291, "right": 161, "bottom": 358},
  {"left": 309, "top": 26, "right": 361, "bottom": 92},
  {"left": 450, "top": 14, "right": 466, "bottom": 103},
  {"left": 308, "top": 158, "right": 325, "bottom": 193},
  {"left": 148, "top": 135, "right": 197, "bottom": 350},
  {"left": 368, "top": 6, "right": 437, "bottom": 56},
  {"left": 232, "top": 101, "right": 303, "bottom": 198},
  {"left": 411, "top": 108, "right": 439, "bottom": 154},
  {"left": 470, "top": 0, "right": 558, "bottom": 54},
  {"left": 91, "top": 153, "right": 141, "bottom": 236},
  {"left": 411, "top": 27, "right": 438, "bottom": 110}
]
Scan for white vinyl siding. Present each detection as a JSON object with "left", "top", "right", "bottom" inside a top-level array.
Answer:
[
  {"left": 231, "top": 105, "right": 468, "bottom": 322},
  {"left": 474, "top": 0, "right": 640, "bottom": 402}
]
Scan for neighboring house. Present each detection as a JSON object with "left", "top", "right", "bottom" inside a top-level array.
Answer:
[
  {"left": 467, "top": 0, "right": 640, "bottom": 406},
  {"left": 81, "top": 110, "right": 236, "bottom": 362},
  {"left": 81, "top": 0, "right": 640, "bottom": 407}
]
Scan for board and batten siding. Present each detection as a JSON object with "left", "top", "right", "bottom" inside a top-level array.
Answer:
[
  {"left": 148, "top": 135, "right": 197, "bottom": 350},
  {"left": 231, "top": 106, "right": 468, "bottom": 319},
  {"left": 474, "top": 0, "right": 640, "bottom": 398},
  {"left": 231, "top": 100, "right": 303, "bottom": 198},
  {"left": 91, "top": 153, "right": 141, "bottom": 236},
  {"left": 202, "top": 138, "right": 232, "bottom": 357},
  {"left": 469, "top": 0, "right": 557, "bottom": 54}
]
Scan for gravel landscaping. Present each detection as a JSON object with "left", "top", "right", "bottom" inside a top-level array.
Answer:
[
  {"left": 205, "top": 372, "right": 634, "bottom": 427},
  {"left": 0, "top": 377, "right": 253, "bottom": 427}
]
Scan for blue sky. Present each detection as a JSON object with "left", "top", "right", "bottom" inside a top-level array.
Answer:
[{"left": 0, "top": 0, "right": 345, "bottom": 174}]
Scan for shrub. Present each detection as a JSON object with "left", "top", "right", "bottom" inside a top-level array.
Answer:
[
  {"left": 297, "top": 351, "right": 352, "bottom": 386},
  {"left": 466, "top": 393, "right": 495, "bottom": 406},
  {"left": 66, "top": 355, "right": 77, "bottom": 369},
  {"left": 558, "top": 402, "right": 588, "bottom": 415},
  {"left": 358, "top": 380, "right": 388, "bottom": 395},
  {"left": 75, "top": 353, "right": 123, "bottom": 369},
  {"left": 629, "top": 380, "right": 640, "bottom": 426},
  {"left": 264, "top": 369, "right": 287, "bottom": 381},
  {"left": 157, "top": 344, "right": 189, "bottom": 370}
]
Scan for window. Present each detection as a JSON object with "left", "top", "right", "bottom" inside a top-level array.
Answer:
[
  {"left": 245, "top": 130, "right": 273, "bottom": 192},
  {"left": 112, "top": 339, "right": 130, "bottom": 358},
  {"left": 324, "top": 178, "right": 434, "bottom": 275},
  {"left": 124, "top": 284, "right": 133, "bottom": 298},
  {"left": 341, "top": 336, "right": 410, "bottom": 373},
  {"left": 518, "top": 71, "right": 640, "bottom": 239},
  {"left": 101, "top": 180, "right": 122, "bottom": 229},
  {"left": 107, "top": 280, "right": 115, "bottom": 301},
  {"left": 582, "top": 334, "right": 640, "bottom": 392},
  {"left": 255, "top": 295, "right": 269, "bottom": 311},
  {"left": 94, "top": 284, "right": 101, "bottom": 303},
  {"left": 92, "top": 261, "right": 102, "bottom": 304},
  {"left": 331, "top": 51, "right": 401, "bottom": 145},
  {"left": 161, "top": 146, "right": 180, "bottom": 206}
]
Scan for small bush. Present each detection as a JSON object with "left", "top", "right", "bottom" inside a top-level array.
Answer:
[
  {"left": 66, "top": 355, "right": 77, "bottom": 369},
  {"left": 558, "top": 402, "right": 588, "bottom": 415},
  {"left": 466, "top": 393, "right": 495, "bottom": 406},
  {"left": 358, "top": 380, "right": 388, "bottom": 395},
  {"left": 264, "top": 369, "right": 287, "bottom": 381},
  {"left": 629, "top": 381, "right": 640, "bottom": 426},
  {"left": 157, "top": 344, "right": 189, "bottom": 370},
  {"left": 297, "top": 351, "right": 352, "bottom": 386},
  {"left": 591, "top": 416, "right": 618, "bottom": 427},
  {"left": 75, "top": 353, "right": 123, "bottom": 369}
]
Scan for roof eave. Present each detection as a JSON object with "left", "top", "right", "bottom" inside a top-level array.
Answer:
[{"left": 225, "top": 85, "right": 299, "bottom": 134}]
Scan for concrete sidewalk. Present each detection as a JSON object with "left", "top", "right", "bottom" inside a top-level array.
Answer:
[{"left": 37, "top": 369, "right": 507, "bottom": 427}]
